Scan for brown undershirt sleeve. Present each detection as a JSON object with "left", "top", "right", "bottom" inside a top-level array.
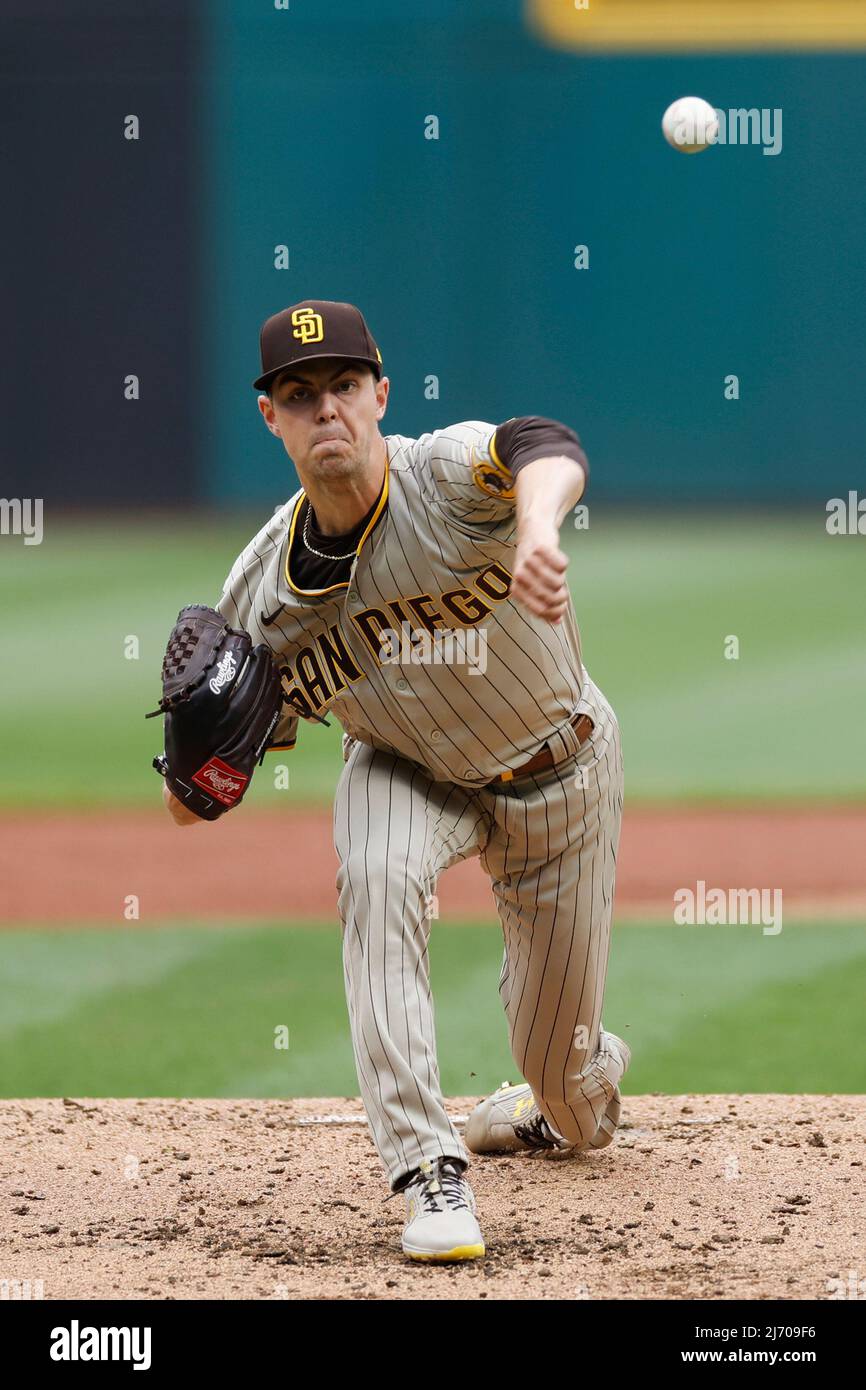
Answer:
[{"left": 492, "top": 416, "right": 590, "bottom": 490}]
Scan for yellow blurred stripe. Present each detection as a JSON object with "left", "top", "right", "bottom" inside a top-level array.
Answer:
[{"left": 528, "top": 0, "right": 866, "bottom": 51}]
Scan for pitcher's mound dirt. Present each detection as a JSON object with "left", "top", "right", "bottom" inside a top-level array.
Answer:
[{"left": 0, "top": 1095, "right": 862, "bottom": 1300}]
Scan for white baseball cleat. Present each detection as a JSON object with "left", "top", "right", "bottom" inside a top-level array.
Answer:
[
  {"left": 399, "top": 1157, "right": 485, "bottom": 1262},
  {"left": 464, "top": 1080, "right": 623, "bottom": 1156}
]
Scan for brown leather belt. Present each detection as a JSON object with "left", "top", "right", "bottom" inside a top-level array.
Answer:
[{"left": 489, "top": 713, "right": 595, "bottom": 786}]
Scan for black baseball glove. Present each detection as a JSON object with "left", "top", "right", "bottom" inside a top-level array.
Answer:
[{"left": 146, "top": 604, "right": 285, "bottom": 821}]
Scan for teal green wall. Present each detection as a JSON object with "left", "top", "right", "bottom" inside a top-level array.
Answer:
[{"left": 201, "top": 1, "right": 865, "bottom": 504}]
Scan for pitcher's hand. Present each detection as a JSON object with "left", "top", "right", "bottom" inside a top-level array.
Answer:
[{"left": 511, "top": 523, "right": 570, "bottom": 623}]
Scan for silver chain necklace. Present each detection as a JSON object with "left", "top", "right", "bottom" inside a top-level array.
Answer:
[{"left": 302, "top": 505, "right": 357, "bottom": 562}]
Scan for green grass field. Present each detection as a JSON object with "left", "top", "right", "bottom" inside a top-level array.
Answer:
[
  {"left": 2, "top": 512, "right": 863, "bottom": 1098},
  {"left": 2, "top": 510, "right": 865, "bottom": 808},
  {"left": 1, "top": 921, "right": 863, "bottom": 1097}
]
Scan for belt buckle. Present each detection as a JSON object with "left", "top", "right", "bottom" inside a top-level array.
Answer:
[{"left": 498, "top": 744, "right": 545, "bottom": 785}]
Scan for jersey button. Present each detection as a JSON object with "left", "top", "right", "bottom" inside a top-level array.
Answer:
[
  {"left": 396, "top": 678, "right": 408, "bottom": 691},
  {"left": 430, "top": 729, "right": 442, "bottom": 742},
  {"left": 347, "top": 590, "right": 359, "bottom": 602}
]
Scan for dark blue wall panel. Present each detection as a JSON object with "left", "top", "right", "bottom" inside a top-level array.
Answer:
[{"left": 1, "top": 0, "right": 198, "bottom": 504}]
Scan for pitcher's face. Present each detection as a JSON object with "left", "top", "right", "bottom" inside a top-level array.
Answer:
[{"left": 258, "top": 358, "right": 389, "bottom": 485}]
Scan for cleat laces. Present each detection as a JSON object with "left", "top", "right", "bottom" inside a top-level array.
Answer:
[
  {"left": 514, "top": 1111, "right": 575, "bottom": 1157},
  {"left": 436, "top": 1159, "right": 471, "bottom": 1212},
  {"left": 416, "top": 1158, "right": 471, "bottom": 1214},
  {"left": 385, "top": 1157, "right": 470, "bottom": 1209},
  {"left": 514, "top": 1111, "right": 559, "bottom": 1151}
]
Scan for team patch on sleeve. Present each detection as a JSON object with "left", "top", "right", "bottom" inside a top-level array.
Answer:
[{"left": 470, "top": 436, "right": 515, "bottom": 501}]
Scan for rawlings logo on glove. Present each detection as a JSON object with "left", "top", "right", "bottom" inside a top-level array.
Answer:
[
  {"left": 146, "top": 604, "right": 285, "bottom": 822},
  {"left": 208, "top": 651, "right": 239, "bottom": 695},
  {"left": 191, "top": 756, "right": 249, "bottom": 805}
]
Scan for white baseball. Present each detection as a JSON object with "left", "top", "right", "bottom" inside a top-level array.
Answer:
[{"left": 662, "top": 96, "right": 719, "bottom": 154}]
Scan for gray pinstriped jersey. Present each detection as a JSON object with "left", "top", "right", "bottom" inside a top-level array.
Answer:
[{"left": 216, "top": 420, "right": 604, "bottom": 787}]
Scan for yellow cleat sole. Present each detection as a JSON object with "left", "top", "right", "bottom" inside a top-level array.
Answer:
[{"left": 404, "top": 1243, "right": 486, "bottom": 1263}]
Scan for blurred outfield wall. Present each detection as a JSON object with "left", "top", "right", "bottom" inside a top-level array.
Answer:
[
  {"left": 2, "top": 0, "right": 199, "bottom": 507},
  {"left": 200, "top": 0, "right": 866, "bottom": 507},
  {"left": 3, "top": 1, "right": 863, "bottom": 507}
]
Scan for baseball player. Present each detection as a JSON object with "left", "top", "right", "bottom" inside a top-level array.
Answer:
[{"left": 161, "top": 299, "right": 631, "bottom": 1263}]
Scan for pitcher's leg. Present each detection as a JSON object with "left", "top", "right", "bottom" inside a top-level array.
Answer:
[
  {"left": 483, "top": 709, "right": 630, "bottom": 1148},
  {"left": 334, "top": 740, "right": 487, "bottom": 1191}
]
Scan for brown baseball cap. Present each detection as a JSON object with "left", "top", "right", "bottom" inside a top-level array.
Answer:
[{"left": 253, "top": 299, "right": 383, "bottom": 391}]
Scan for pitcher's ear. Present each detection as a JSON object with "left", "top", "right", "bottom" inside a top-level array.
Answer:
[{"left": 258, "top": 394, "right": 281, "bottom": 436}]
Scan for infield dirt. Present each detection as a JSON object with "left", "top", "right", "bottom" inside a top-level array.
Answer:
[
  {"left": 2, "top": 806, "right": 865, "bottom": 923},
  {"left": 0, "top": 1094, "right": 862, "bottom": 1300}
]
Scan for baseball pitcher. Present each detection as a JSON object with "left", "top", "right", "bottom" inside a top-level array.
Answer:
[{"left": 152, "top": 299, "right": 631, "bottom": 1263}]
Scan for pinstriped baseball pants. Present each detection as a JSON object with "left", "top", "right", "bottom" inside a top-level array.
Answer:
[{"left": 333, "top": 688, "right": 630, "bottom": 1193}]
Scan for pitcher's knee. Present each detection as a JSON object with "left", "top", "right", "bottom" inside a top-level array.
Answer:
[
  {"left": 336, "top": 853, "right": 429, "bottom": 927},
  {"left": 532, "top": 1075, "right": 619, "bottom": 1150},
  {"left": 527, "top": 1032, "right": 631, "bottom": 1149},
  {"left": 336, "top": 859, "right": 436, "bottom": 965}
]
